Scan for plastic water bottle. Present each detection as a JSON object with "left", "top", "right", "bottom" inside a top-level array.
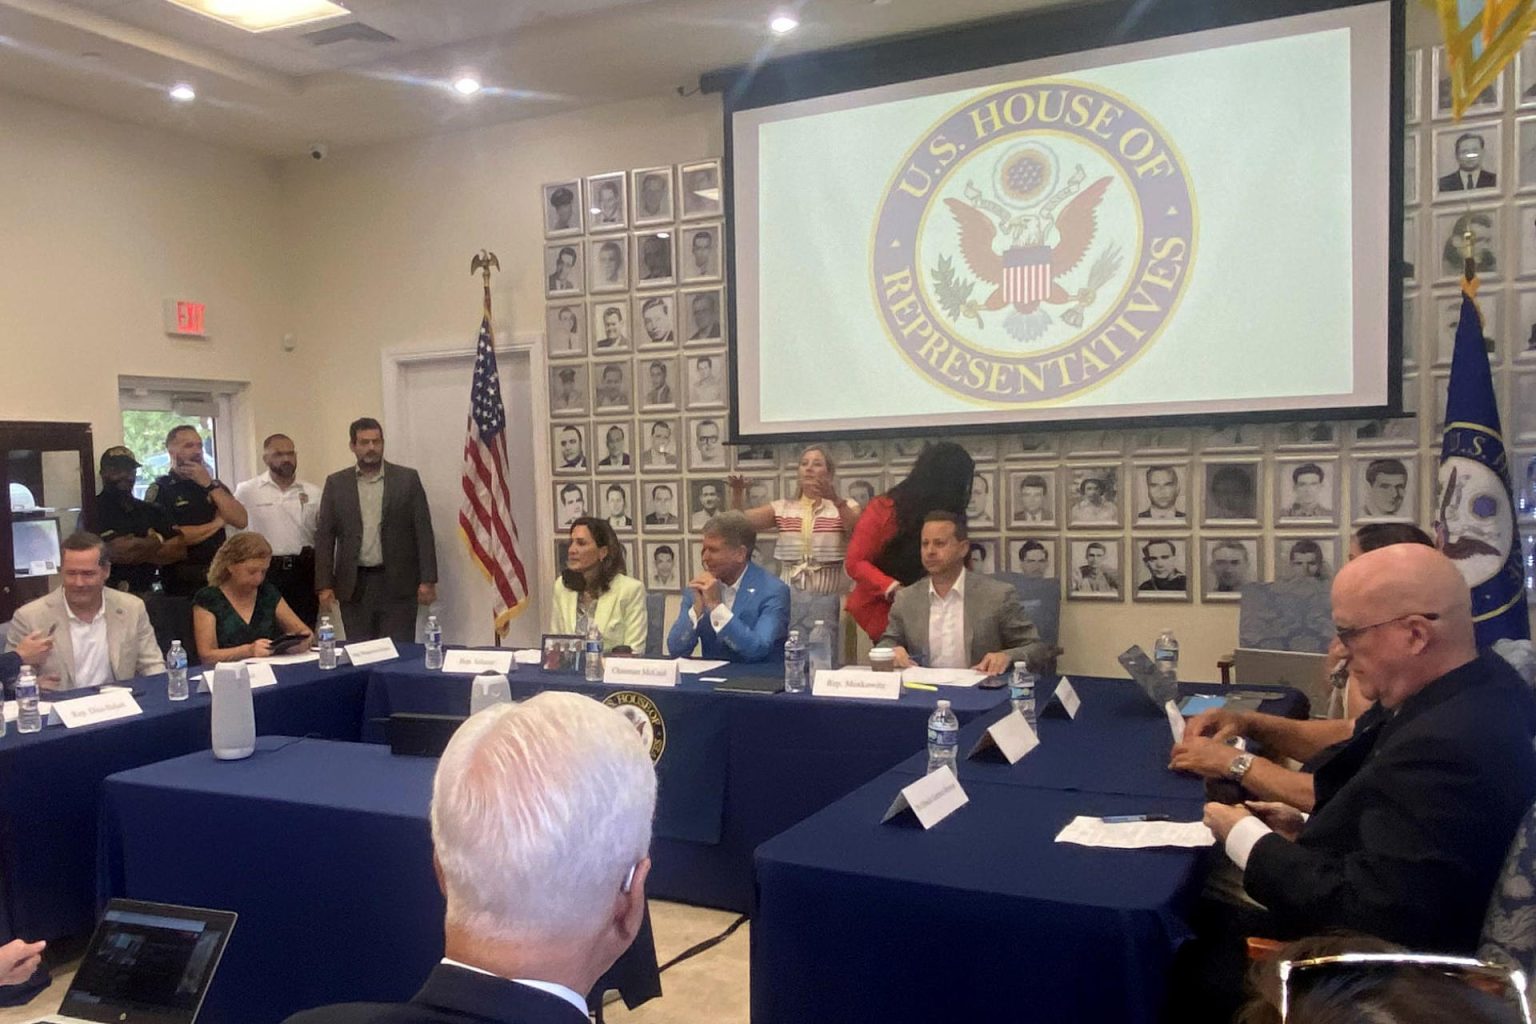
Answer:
[
  {"left": 784, "top": 629, "right": 808, "bottom": 693},
  {"left": 167, "top": 640, "right": 189, "bottom": 701},
  {"left": 17, "top": 666, "right": 42, "bottom": 734},
  {"left": 317, "top": 615, "right": 337, "bottom": 670},
  {"left": 583, "top": 621, "right": 604, "bottom": 681},
  {"left": 1154, "top": 628, "right": 1180, "bottom": 685},
  {"left": 1009, "top": 661, "right": 1037, "bottom": 729},
  {"left": 807, "top": 619, "right": 834, "bottom": 675},
  {"left": 926, "top": 699, "right": 959, "bottom": 775},
  {"left": 424, "top": 615, "right": 444, "bottom": 670}
]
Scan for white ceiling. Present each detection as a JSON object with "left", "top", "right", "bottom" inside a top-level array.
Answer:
[{"left": 0, "top": 0, "right": 1070, "bottom": 157}]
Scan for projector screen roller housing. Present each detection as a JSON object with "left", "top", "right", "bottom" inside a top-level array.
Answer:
[{"left": 723, "top": 0, "right": 1401, "bottom": 441}]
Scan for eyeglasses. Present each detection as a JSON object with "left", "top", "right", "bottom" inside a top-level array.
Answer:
[
  {"left": 1334, "top": 612, "right": 1440, "bottom": 647},
  {"left": 1277, "top": 952, "right": 1531, "bottom": 1023}
]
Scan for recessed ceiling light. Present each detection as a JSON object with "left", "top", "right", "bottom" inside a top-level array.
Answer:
[
  {"left": 769, "top": 12, "right": 799, "bottom": 34},
  {"left": 162, "top": 0, "right": 349, "bottom": 34},
  {"left": 169, "top": 83, "right": 196, "bottom": 102},
  {"left": 453, "top": 76, "right": 481, "bottom": 95}
]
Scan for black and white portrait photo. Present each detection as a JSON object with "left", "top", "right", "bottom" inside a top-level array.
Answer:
[
  {"left": 1433, "top": 123, "right": 1501, "bottom": 197},
  {"left": 552, "top": 424, "right": 588, "bottom": 474},
  {"left": 965, "top": 471, "right": 996, "bottom": 529},
  {"left": 1404, "top": 291, "right": 1419, "bottom": 370},
  {"left": 1438, "top": 290, "right": 1499, "bottom": 363},
  {"left": 1133, "top": 464, "right": 1189, "bottom": 522},
  {"left": 592, "top": 360, "right": 632, "bottom": 413},
  {"left": 688, "top": 478, "right": 727, "bottom": 529},
  {"left": 1352, "top": 417, "right": 1419, "bottom": 447},
  {"left": 1129, "top": 428, "right": 1192, "bottom": 455},
  {"left": 1067, "top": 539, "right": 1121, "bottom": 600},
  {"left": 1000, "top": 433, "right": 1058, "bottom": 459},
  {"left": 554, "top": 481, "right": 589, "bottom": 530},
  {"left": 600, "top": 482, "right": 636, "bottom": 532},
  {"left": 1007, "top": 469, "right": 1055, "bottom": 527},
  {"left": 1203, "top": 538, "right": 1258, "bottom": 601},
  {"left": 1405, "top": 133, "right": 1419, "bottom": 206},
  {"left": 687, "top": 417, "right": 727, "bottom": 471},
  {"left": 1404, "top": 211, "right": 1419, "bottom": 284},
  {"left": 644, "top": 541, "right": 683, "bottom": 591},
  {"left": 542, "top": 180, "right": 582, "bottom": 237},
  {"left": 682, "top": 288, "right": 724, "bottom": 344},
  {"left": 687, "top": 353, "right": 726, "bottom": 408},
  {"left": 825, "top": 439, "right": 881, "bottom": 467},
  {"left": 594, "top": 422, "right": 633, "bottom": 472},
  {"left": 1274, "top": 421, "right": 1337, "bottom": 448},
  {"left": 544, "top": 243, "right": 583, "bottom": 297},
  {"left": 1133, "top": 538, "right": 1190, "bottom": 601},
  {"left": 1352, "top": 455, "right": 1416, "bottom": 523},
  {"left": 1406, "top": 47, "right": 1422, "bottom": 124},
  {"left": 643, "top": 480, "right": 681, "bottom": 528},
  {"left": 631, "top": 166, "right": 675, "bottom": 226},
  {"left": 1276, "top": 536, "right": 1337, "bottom": 582},
  {"left": 733, "top": 443, "right": 777, "bottom": 470},
  {"left": 546, "top": 304, "right": 586, "bottom": 358},
  {"left": 591, "top": 301, "right": 631, "bottom": 353},
  {"left": 1011, "top": 538, "right": 1055, "bottom": 579},
  {"left": 1433, "top": 45, "right": 1502, "bottom": 120},
  {"left": 1202, "top": 461, "right": 1259, "bottom": 524},
  {"left": 959, "top": 437, "right": 997, "bottom": 465},
  {"left": 635, "top": 293, "right": 677, "bottom": 349},
  {"left": 1067, "top": 466, "right": 1121, "bottom": 528},
  {"left": 1519, "top": 36, "right": 1536, "bottom": 109},
  {"left": 634, "top": 232, "right": 676, "bottom": 288},
  {"left": 1436, "top": 207, "right": 1500, "bottom": 281},
  {"left": 587, "top": 237, "right": 628, "bottom": 293},
  {"left": 1065, "top": 431, "right": 1122, "bottom": 457},
  {"left": 1519, "top": 288, "right": 1536, "bottom": 359},
  {"left": 1275, "top": 458, "right": 1339, "bottom": 525},
  {"left": 640, "top": 356, "right": 680, "bottom": 411},
  {"left": 966, "top": 540, "right": 998, "bottom": 576},
  {"left": 680, "top": 223, "right": 722, "bottom": 282},
  {"left": 738, "top": 477, "right": 777, "bottom": 508},
  {"left": 889, "top": 438, "right": 927, "bottom": 462},
  {"left": 1519, "top": 116, "right": 1536, "bottom": 192},
  {"left": 1518, "top": 202, "right": 1536, "bottom": 278},
  {"left": 585, "top": 172, "right": 627, "bottom": 232},
  {"left": 679, "top": 159, "right": 722, "bottom": 220},
  {"left": 548, "top": 365, "right": 587, "bottom": 418},
  {"left": 1198, "top": 424, "right": 1260, "bottom": 451},
  {"left": 1516, "top": 373, "right": 1536, "bottom": 442},
  {"left": 845, "top": 477, "right": 880, "bottom": 510},
  {"left": 640, "top": 419, "right": 679, "bottom": 469}
]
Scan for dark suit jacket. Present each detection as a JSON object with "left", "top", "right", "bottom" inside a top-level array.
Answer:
[
  {"left": 1439, "top": 168, "right": 1497, "bottom": 191},
  {"left": 283, "top": 963, "right": 587, "bottom": 1024},
  {"left": 1245, "top": 651, "right": 1536, "bottom": 950},
  {"left": 314, "top": 461, "right": 437, "bottom": 603},
  {"left": 879, "top": 570, "right": 1047, "bottom": 668}
]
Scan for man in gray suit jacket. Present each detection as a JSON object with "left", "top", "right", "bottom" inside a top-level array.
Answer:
[
  {"left": 314, "top": 418, "right": 438, "bottom": 643},
  {"left": 5, "top": 531, "right": 165, "bottom": 691},
  {"left": 879, "top": 512, "right": 1047, "bottom": 675}
]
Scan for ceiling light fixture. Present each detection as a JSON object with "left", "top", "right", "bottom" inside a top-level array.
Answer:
[
  {"left": 169, "top": 83, "right": 196, "bottom": 102},
  {"left": 769, "top": 12, "right": 799, "bottom": 34},
  {"left": 162, "top": 0, "right": 350, "bottom": 34},
  {"left": 453, "top": 76, "right": 482, "bottom": 95}
]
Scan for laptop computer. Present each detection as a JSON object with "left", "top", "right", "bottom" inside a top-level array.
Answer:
[
  {"left": 30, "top": 899, "right": 236, "bottom": 1024},
  {"left": 1232, "top": 648, "right": 1333, "bottom": 717}
]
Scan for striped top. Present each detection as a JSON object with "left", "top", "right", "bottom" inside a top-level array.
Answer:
[{"left": 771, "top": 497, "right": 853, "bottom": 594}]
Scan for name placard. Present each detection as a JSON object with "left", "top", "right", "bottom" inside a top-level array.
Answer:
[
  {"left": 968, "top": 710, "right": 1040, "bottom": 764},
  {"left": 344, "top": 638, "right": 400, "bottom": 666},
  {"left": 812, "top": 669, "right": 902, "bottom": 701},
  {"left": 243, "top": 662, "right": 278, "bottom": 689},
  {"left": 441, "top": 649, "right": 516, "bottom": 675},
  {"left": 1043, "top": 677, "right": 1083, "bottom": 720},
  {"left": 1165, "top": 699, "right": 1187, "bottom": 742},
  {"left": 603, "top": 657, "right": 679, "bottom": 688},
  {"left": 880, "top": 765, "right": 969, "bottom": 828},
  {"left": 47, "top": 691, "right": 143, "bottom": 729}
]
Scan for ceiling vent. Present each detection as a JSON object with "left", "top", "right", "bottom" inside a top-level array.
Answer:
[{"left": 302, "top": 22, "right": 397, "bottom": 46}]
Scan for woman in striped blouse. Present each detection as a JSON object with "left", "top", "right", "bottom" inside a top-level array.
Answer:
[{"left": 728, "top": 444, "right": 860, "bottom": 643}]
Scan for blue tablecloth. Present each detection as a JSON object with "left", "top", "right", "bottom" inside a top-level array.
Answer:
[
  {"left": 751, "top": 679, "right": 1304, "bottom": 1024},
  {"left": 98, "top": 737, "right": 660, "bottom": 1024},
  {"left": 366, "top": 656, "right": 1010, "bottom": 911},
  {"left": 0, "top": 663, "right": 370, "bottom": 946}
]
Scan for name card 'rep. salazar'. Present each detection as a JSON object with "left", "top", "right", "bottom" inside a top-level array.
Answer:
[
  {"left": 812, "top": 669, "right": 902, "bottom": 701},
  {"left": 440, "top": 649, "right": 516, "bottom": 675},
  {"left": 603, "top": 658, "right": 680, "bottom": 687}
]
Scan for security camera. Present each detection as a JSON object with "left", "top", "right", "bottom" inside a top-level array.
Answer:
[{"left": 308, "top": 142, "right": 329, "bottom": 161}]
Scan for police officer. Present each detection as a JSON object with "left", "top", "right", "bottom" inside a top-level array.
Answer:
[
  {"left": 145, "top": 425, "right": 247, "bottom": 597},
  {"left": 89, "top": 445, "right": 186, "bottom": 594}
]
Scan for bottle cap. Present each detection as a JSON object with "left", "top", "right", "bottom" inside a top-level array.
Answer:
[{"left": 937, "top": 699, "right": 951, "bottom": 709}]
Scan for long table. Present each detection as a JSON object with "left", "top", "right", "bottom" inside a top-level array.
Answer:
[
  {"left": 98, "top": 737, "right": 660, "bottom": 1023},
  {"left": 751, "top": 678, "right": 1301, "bottom": 1024},
  {"left": 365, "top": 658, "right": 1010, "bottom": 911}
]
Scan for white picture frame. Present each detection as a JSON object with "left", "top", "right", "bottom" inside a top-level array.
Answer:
[{"left": 631, "top": 166, "right": 676, "bottom": 226}]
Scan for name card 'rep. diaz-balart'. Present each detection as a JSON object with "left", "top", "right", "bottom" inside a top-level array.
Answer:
[
  {"left": 968, "top": 709, "right": 1040, "bottom": 764},
  {"left": 812, "top": 669, "right": 902, "bottom": 701},
  {"left": 440, "top": 649, "right": 516, "bottom": 675},
  {"left": 603, "top": 658, "right": 679, "bottom": 687},
  {"left": 881, "top": 765, "right": 969, "bottom": 828},
  {"left": 344, "top": 638, "right": 400, "bottom": 666},
  {"left": 48, "top": 691, "right": 144, "bottom": 729}
]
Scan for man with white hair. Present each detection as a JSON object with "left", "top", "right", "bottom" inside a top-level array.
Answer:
[{"left": 285, "top": 692, "right": 657, "bottom": 1024}]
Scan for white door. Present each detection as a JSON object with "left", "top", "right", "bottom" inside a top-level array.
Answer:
[{"left": 391, "top": 347, "right": 542, "bottom": 647}]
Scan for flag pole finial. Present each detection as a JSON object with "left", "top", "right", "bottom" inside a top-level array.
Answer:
[{"left": 470, "top": 249, "right": 500, "bottom": 315}]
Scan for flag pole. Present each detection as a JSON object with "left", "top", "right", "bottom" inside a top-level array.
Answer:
[{"left": 470, "top": 249, "right": 501, "bottom": 647}]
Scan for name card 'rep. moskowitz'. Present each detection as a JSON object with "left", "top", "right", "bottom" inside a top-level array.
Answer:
[
  {"left": 440, "top": 649, "right": 516, "bottom": 675},
  {"left": 812, "top": 669, "right": 902, "bottom": 701},
  {"left": 881, "top": 765, "right": 969, "bottom": 828},
  {"left": 603, "top": 658, "right": 679, "bottom": 688}
]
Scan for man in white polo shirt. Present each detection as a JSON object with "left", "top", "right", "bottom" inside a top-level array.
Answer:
[{"left": 234, "top": 433, "right": 322, "bottom": 626}]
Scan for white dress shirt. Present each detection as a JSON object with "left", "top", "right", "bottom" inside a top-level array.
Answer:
[
  {"left": 68, "top": 601, "right": 113, "bottom": 687},
  {"left": 1225, "top": 816, "right": 1273, "bottom": 870},
  {"left": 438, "top": 959, "right": 586, "bottom": 1016},
  {"left": 927, "top": 569, "right": 968, "bottom": 669},
  {"left": 689, "top": 573, "right": 740, "bottom": 632},
  {"left": 233, "top": 472, "right": 321, "bottom": 555}
]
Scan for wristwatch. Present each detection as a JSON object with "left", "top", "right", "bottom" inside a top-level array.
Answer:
[
  {"left": 205, "top": 480, "right": 226, "bottom": 494},
  {"left": 1227, "top": 752, "right": 1255, "bottom": 784}
]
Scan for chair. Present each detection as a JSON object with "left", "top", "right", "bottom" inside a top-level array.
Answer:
[
  {"left": 1479, "top": 788, "right": 1536, "bottom": 988},
  {"left": 643, "top": 591, "right": 667, "bottom": 656},
  {"left": 1217, "top": 579, "right": 1333, "bottom": 684},
  {"left": 994, "top": 572, "right": 1061, "bottom": 647}
]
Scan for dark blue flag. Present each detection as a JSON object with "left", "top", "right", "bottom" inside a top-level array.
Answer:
[{"left": 1435, "top": 289, "right": 1530, "bottom": 645}]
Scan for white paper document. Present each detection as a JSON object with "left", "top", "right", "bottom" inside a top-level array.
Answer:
[
  {"left": 676, "top": 659, "right": 730, "bottom": 674},
  {"left": 3, "top": 700, "right": 53, "bottom": 723},
  {"left": 264, "top": 652, "right": 320, "bottom": 667},
  {"left": 513, "top": 649, "right": 543, "bottom": 665},
  {"left": 1054, "top": 815, "right": 1215, "bottom": 849},
  {"left": 901, "top": 667, "right": 988, "bottom": 687}
]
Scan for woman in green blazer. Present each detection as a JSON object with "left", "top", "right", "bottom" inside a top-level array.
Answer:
[{"left": 549, "top": 516, "right": 648, "bottom": 653}]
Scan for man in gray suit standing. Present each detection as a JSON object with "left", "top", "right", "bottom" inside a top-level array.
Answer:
[
  {"left": 879, "top": 511, "right": 1047, "bottom": 675},
  {"left": 315, "top": 418, "right": 438, "bottom": 643}
]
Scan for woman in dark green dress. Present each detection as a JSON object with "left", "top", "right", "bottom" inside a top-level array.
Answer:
[{"left": 192, "top": 532, "right": 313, "bottom": 665}]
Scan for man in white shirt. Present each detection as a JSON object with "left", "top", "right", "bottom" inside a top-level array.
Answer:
[
  {"left": 283, "top": 692, "right": 657, "bottom": 1024},
  {"left": 879, "top": 512, "right": 1047, "bottom": 675},
  {"left": 234, "top": 433, "right": 322, "bottom": 626}
]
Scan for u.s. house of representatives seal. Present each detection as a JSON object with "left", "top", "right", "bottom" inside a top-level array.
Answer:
[
  {"left": 871, "top": 79, "right": 1196, "bottom": 406},
  {"left": 603, "top": 690, "right": 667, "bottom": 765}
]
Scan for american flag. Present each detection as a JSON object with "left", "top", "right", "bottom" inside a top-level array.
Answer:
[
  {"left": 1003, "top": 245, "right": 1053, "bottom": 305},
  {"left": 458, "top": 313, "right": 530, "bottom": 635}
]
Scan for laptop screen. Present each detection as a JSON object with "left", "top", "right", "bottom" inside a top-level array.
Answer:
[{"left": 59, "top": 902, "right": 234, "bottom": 1024}]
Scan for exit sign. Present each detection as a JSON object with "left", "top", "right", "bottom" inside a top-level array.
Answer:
[{"left": 163, "top": 299, "right": 208, "bottom": 338}]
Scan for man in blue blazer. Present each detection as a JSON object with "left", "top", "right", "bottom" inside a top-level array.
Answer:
[{"left": 667, "top": 511, "right": 790, "bottom": 663}]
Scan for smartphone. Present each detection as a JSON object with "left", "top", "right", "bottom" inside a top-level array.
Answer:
[{"left": 269, "top": 633, "right": 308, "bottom": 655}]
